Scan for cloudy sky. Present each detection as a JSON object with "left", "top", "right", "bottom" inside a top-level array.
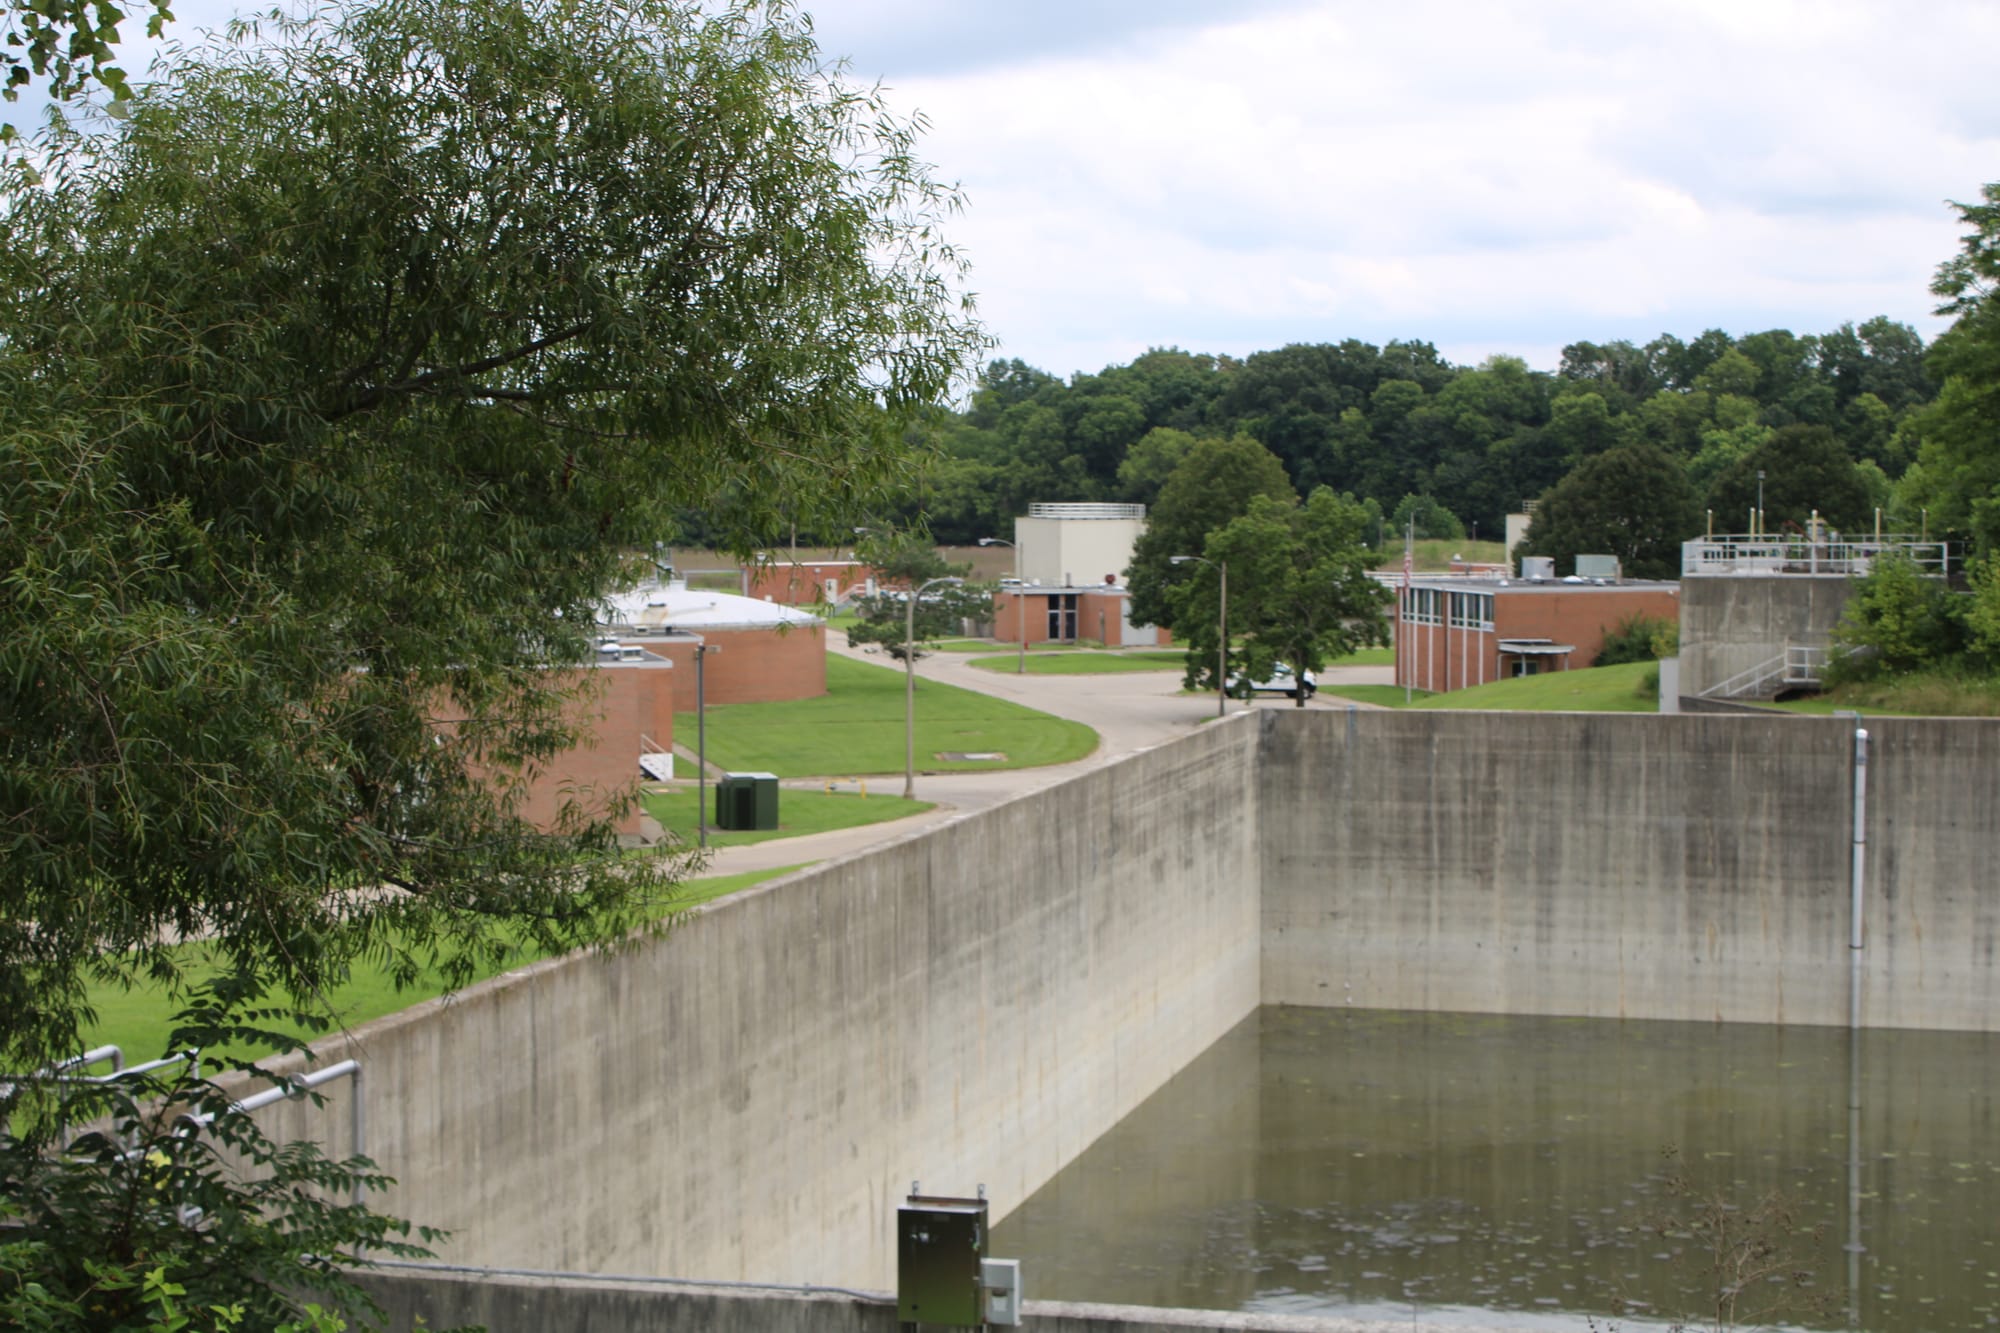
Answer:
[
  {"left": 796, "top": 0, "right": 1998, "bottom": 381},
  {"left": 25, "top": 0, "right": 1999, "bottom": 382}
]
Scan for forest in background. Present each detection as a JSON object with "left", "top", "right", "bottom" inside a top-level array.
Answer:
[{"left": 888, "top": 319, "right": 1935, "bottom": 557}]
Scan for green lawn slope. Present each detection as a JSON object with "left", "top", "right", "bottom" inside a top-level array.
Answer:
[{"left": 680, "top": 654, "right": 1098, "bottom": 776}]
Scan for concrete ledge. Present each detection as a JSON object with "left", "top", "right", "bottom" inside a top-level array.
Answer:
[{"left": 359, "top": 1267, "right": 1534, "bottom": 1333}]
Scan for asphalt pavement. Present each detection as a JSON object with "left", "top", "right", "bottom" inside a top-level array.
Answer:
[{"left": 696, "top": 640, "right": 1391, "bottom": 877}]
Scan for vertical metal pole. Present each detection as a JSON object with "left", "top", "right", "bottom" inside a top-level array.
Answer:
[
  {"left": 351, "top": 1064, "right": 367, "bottom": 1209},
  {"left": 1850, "top": 727, "right": 1869, "bottom": 1031},
  {"left": 1015, "top": 543, "right": 1025, "bottom": 675},
  {"left": 1216, "top": 561, "right": 1227, "bottom": 719},
  {"left": 696, "top": 647, "right": 708, "bottom": 850},
  {"left": 1846, "top": 1024, "right": 1865, "bottom": 1330},
  {"left": 905, "top": 591, "right": 918, "bottom": 800}
]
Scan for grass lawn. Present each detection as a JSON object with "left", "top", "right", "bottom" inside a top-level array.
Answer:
[
  {"left": 641, "top": 785, "right": 930, "bottom": 845},
  {"left": 78, "top": 865, "right": 804, "bottom": 1065},
  {"left": 680, "top": 653, "right": 1098, "bottom": 777},
  {"left": 1768, "top": 673, "right": 2000, "bottom": 718},
  {"left": 967, "top": 649, "right": 1186, "bottom": 675},
  {"left": 1321, "top": 662, "right": 1660, "bottom": 713}
]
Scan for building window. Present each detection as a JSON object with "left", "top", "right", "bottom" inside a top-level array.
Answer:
[
  {"left": 1047, "top": 593, "right": 1079, "bottom": 641},
  {"left": 1404, "top": 588, "right": 1442, "bottom": 626},
  {"left": 1449, "top": 592, "right": 1493, "bottom": 630}
]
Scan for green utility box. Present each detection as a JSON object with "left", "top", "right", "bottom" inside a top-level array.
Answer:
[
  {"left": 897, "top": 1193, "right": 987, "bottom": 1326},
  {"left": 715, "top": 771, "right": 779, "bottom": 831}
]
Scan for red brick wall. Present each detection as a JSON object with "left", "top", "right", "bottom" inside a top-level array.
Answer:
[
  {"left": 991, "top": 590, "right": 1169, "bottom": 647},
  {"left": 514, "top": 664, "right": 676, "bottom": 837},
  {"left": 644, "top": 624, "right": 826, "bottom": 707},
  {"left": 1394, "top": 586, "right": 1679, "bottom": 693},
  {"left": 741, "top": 562, "right": 879, "bottom": 606}
]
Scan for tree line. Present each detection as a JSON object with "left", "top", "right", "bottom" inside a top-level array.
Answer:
[{"left": 850, "top": 316, "right": 1951, "bottom": 580}]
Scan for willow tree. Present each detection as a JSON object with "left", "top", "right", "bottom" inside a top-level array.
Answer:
[{"left": 0, "top": 0, "right": 985, "bottom": 1073}]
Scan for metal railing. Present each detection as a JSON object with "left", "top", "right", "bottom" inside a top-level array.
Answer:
[
  {"left": 1699, "top": 643, "right": 1840, "bottom": 699},
  {"left": 1026, "top": 501, "right": 1146, "bottom": 520},
  {"left": 1682, "top": 535, "right": 1950, "bottom": 578}
]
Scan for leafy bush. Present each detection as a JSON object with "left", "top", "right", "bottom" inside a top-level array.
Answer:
[
  {"left": 1, "top": 1062, "right": 436, "bottom": 1332},
  {"left": 1594, "top": 613, "right": 1678, "bottom": 667},
  {"left": 1827, "top": 553, "right": 1961, "bottom": 680}
]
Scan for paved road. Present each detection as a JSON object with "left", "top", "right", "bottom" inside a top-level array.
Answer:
[{"left": 698, "top": 642, "right": 1391, "bottom": 877}]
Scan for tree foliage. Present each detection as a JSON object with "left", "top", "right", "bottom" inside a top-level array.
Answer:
[
  {"left": 1828, "top": 554, "right": 1961, "bottom": 679},
  {"left": 1517, "top": 442, "right": 1701, "bottom": 579},
  {"left": 1, "top": 0, "right": 173, "bottom": 137},
  {"left": 1125, "top": 434, "right": 1295, "bottom": 628},
  {"left": 1896, "top": 182, "right": 2000, "bottom": 556},
  {"left": 1, "top": 1059, "right": 433, "bottom": 1331},
  {"left": 1707, "top": 425, "right": 1875, "bottom": 533},
  {"left": 0, "top": 0, "right": 983, "bottom": 1072},
  {"left": 1195, "top": 489, "right": 1391, "bottom": 704},
  {"left": 844, "top": 534, "right": 987, "bottom": 661}
]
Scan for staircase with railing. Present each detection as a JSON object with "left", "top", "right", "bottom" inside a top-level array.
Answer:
[{"left": 1698, "top": 643, "right": 1839, "bottom": 700}]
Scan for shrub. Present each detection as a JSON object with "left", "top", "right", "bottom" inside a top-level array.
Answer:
[
  {"left": 1828, "top": 553, "right": 1960, "bottom": 680},
  {"left": 1594, "top": 613, "right": 1678, "bottom": 667}
]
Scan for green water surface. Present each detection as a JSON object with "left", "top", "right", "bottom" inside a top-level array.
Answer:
[{"left": 990, "top": 1008, "right": 2000, "bottom": 1330}]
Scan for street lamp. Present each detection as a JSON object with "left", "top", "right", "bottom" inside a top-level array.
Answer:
[
  {"left": 977, "top": 536, "right": 1026, "bottom": 675},
  {"left": 905, "top": 575, "right": 963, "bottom": 799},
  {"left": 1756, "top": 470, "right": 1766, "bottom": 538},
  {"left": 1170, "top": 555, "right": 1227, "bottom": 718},
  {"left": 665, "top": 631, "right": 719, "bottom": 849}
]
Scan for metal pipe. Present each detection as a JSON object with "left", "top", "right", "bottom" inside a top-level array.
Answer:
[
  {"left": 696, "top": 644, "right": 708, "bottom": 850},
  {"left": 184, "top": 1059, "right": 367, "bottom": 1206},
  {"left": 1850, "top": 727, "right": 1868, "bottom": 1032},
  {"left": 1217, "top": 561, "right": 1227, "bottom": 718}
]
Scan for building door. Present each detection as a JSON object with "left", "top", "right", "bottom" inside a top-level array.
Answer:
[{"left": 1047, "top": 594, "right": 1079, "bottom": 641}]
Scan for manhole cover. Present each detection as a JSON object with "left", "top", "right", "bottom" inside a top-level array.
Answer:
[{"left": 937, "top": 751, "right": 1007, "bottom": 762}]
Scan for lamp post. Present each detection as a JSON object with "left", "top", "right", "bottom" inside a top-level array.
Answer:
[
  {"left": 977, "top": 536, "right": 1025, "bottom": 674},
  {"left": 905, "top": 575, "right": 963, "bottom": 799},
  {"left": 1756, "top": 469, "right": 1766, "bottom": 538},
  {"left": 1170, "top": 554, "right": 1227, "bottom": 718},
  {"left": 664, "top": 630, "right": 719, "bottom": 848}
]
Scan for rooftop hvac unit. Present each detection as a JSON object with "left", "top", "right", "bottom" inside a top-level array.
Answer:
[
  {"left": 1520, "top": 556, "right": 1555, "bottom": 581},
  {"left": 1573, "top": 554, "right": 1621, "bottom": 580}
]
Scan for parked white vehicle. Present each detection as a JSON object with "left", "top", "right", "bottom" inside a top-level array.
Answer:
[{"left": 1228, "top": 663, "right": 1317, "bottom": 700}]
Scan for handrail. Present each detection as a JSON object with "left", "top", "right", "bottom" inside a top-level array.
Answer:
[
  {"left": 1683, "top": 535, "right": 1949, "bottom": 577},
  {"left": 178, "top": 1059, "right": 366, "bottom": 1206},
  {"left": 1699, "top": 643, "right": 1843, "bottom": 699}
]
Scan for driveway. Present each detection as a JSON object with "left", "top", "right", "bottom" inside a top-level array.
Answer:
[{"left": 696, "top": 640, "right": 1390, "bottom": 877}]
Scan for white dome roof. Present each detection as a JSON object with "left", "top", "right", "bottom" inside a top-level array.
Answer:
[{"left": 599, "top": 578, "right": 823, "bottom": 632}]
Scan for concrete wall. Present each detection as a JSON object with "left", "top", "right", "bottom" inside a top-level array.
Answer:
[
  {"left": 240, "top": 707, "right": 2000, "bottom": 1322},
  {"left": 254, "top": 718, "right": 1264, "bottom": 1291},
  {"left": 1678, "top": 574, "right": 1853, "bottom": 696},
  {"left": 358, "top": 1268, "right": 1510, "bottom": 1333},
  {"left": 1260, "top": 710, "right": 2000, "bottom": 1030}
]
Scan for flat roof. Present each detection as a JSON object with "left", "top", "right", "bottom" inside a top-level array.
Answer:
[{"left": 1403, "top": 577, "right": 1677, "bottom": 594}]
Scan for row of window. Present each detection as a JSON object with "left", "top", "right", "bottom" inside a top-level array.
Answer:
[{"left": 1402, "top": 589, "right": 1493, "bottom": 630}]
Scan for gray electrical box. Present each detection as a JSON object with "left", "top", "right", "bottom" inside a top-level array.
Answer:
[{"left": 897, "top": 1193, "right": 987, "bottom": 1326}]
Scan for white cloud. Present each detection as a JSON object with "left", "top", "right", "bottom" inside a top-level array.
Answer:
[{"left": 838, "top": 0, "right": 1999, "bottom": 376}]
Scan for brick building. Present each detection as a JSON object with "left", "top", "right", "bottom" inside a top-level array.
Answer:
[
  {"left": 1394, "top": 575, "right": 1679, "bottom": 694},
  {"left": 601, "top": 578, "right": 827, "bottom": 706},
  {"left": 740, "top": 559, "right": 881, "bottom": 608},
  {"left": 512, "top": 652, "right": 678, "bottom": 840},
  {"left": 991, "top": 580, "right": 1171, "bottom": 647}
]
